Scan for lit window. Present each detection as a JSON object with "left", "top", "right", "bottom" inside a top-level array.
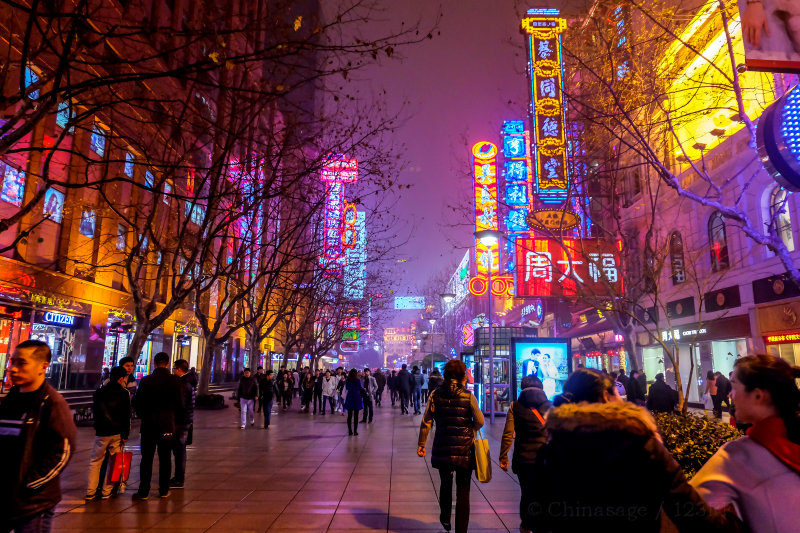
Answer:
[
  {"left": 769, "top": 187, "right": 795, "bottom": 252},
  {"left": 90, "top": 126, "right": 105, "bottom": 156},
  {"left": 668, "top": 231, "right": 685, "bottom": 285},
  {"left": 124, "top": 152, "right": 135, "bottom": 178},
  {"left": 56, "top": 101, "right": 72, "bottom": 129},
  {"left": 708, "top": 212, "right": 729, "bottom": 272},
  {"left": 79, "top": 209, "right": 96, "bottom": 238},
  {"left": 145, "top": 171, "right": 154, "bottom": 189},
  {"left": 25, "top": 66, "right": 39, "bottom": 100}
]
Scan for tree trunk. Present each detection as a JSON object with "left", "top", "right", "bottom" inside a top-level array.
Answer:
[
  {"left": 127, "top": 326, "right": 150, "bottom": 369},
  {"left": 197, "top": 340, "right": 216, "bottom": 396}
]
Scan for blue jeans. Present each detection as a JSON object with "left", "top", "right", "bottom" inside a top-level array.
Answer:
[
  {"left": 263, "top": 399, "right": 273, "bottom": 426},
  {"left": 7, "top": 509, "right": 54, "bottom": 533},
  {"left": 413, "top": 389, "right": 421, "bottom": 413}
]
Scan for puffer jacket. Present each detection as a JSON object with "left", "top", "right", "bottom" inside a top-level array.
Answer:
[
  {"left": 499, "top": 386, "right": 550, "bottom": 474},
  {"left": 321, "top": 376, "right": 338, "bottom": 397},
  {"left": 528, "top": 402, "right": 746, "bottom": 533},
  {"left": 423, "top": 381, "right": 480, "bottom": 470}
]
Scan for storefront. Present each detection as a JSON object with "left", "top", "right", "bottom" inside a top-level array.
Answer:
[{"left": 30, "top": 310, "right": 87, "bottom": 390}]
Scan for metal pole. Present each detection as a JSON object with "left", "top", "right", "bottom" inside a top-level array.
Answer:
[{"left": 488, "top": 249, "right": 494, "bottom": 424}]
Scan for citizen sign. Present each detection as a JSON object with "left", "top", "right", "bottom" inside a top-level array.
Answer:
[{"left": 43, "top": 312, "right": 75, "bottom": 326}]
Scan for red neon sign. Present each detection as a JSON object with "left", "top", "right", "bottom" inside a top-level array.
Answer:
[
  {"left": 468, "top": 275, "right": 514, "bottom": 297},
  {"left": 473, "top": 142, "right": 500, "bottom": 275},
  {"left": 765, "top": 333, "right": 800, "bottom": 343}
]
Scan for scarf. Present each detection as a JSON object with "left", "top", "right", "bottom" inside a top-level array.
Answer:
[{"left": 747, "top": 416, "right": 800, "bottom": 475}]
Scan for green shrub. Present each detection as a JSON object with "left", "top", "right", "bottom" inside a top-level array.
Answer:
[{"left": 654, "top": 412, "right": 742, "bottom": 478}]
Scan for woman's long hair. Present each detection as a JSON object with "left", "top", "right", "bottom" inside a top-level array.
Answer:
[
  {"left": 734, "top": 354, "right": 800, "bottom": 443},
  {"left": 553, "top": 368, "right": 616, "bottom": 407},
  {"left": 348, "top": 368, "right": 358, "bottom": 382}
]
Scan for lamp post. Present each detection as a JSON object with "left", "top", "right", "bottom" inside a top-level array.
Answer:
[{"left": 474, "top": 228, "right": 502, "bottom": 424}]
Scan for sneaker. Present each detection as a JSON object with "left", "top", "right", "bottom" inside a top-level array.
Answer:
[
  {"left": 250, "top": 421, "right": 254, "bottom": 426},
  {"left": 169, "top": 480, "right": 184, "bottom": 489},
  {"left": 159, "top": 490, "right": 170, "bottom": 498},
  {"left": 240, "top": 425, "right": 245, "bottom": 429},
  {"left": 84, "top": 493, "right": 96, "bottom": 501},
  {"left": 132, "top": 493, "right": 149, "bottom": 501}
]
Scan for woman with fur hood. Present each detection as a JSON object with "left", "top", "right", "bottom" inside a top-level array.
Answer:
[
  {"left": 691, "top": 354, "right": 800, "bottom": 533},
  {"left": 528, "top": 368, "right": 745, "bottom": 533}
]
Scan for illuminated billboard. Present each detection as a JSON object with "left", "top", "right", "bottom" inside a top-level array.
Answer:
[
  {"left": 522, "top": 9, "right": 569, "bottom": 204},
  {"left": 737, "top": 1, "right": 800, "bottom": 72},
  {"left": 344, "top": 211, "right": 367, "bottom": 299},
  {"left": 319, "top": 154, "right": 358, "bottom": 277},
  {"left": 472, "top": 141, "right": 500, "bottom": 275},
  {"left": 515, "top": 238, "right": 623, "bottom": 297},
  {"left": 511, "top": 338, "right": 571, "bottom": 400},
  {"left": 445, "top": 251, "right": 470, "bottom": 312},
  {"left": 501, "top": 120, "right": 534, "bottom": 272},
  {"left": 394, "top": 296, "right": 425, "bottom": 310}
]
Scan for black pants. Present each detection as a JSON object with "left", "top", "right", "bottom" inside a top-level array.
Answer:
[
  {"left": 361, "top": 398, "right": 373, "bottom": 423},
  {"left": 139, "top": 432, "right": 173, "bottom": 495},
  {"left": 712, "top": 394, "right": 723, "bottom": 418},
  {"left": 399, "top": 390, "right": 410, "bottom": 413},
  {"left": 438, "top": 467, "right": 471, "bottom": 533},
  {"left": 171, "top": 425, "right": 188, "bottom": 483},
  {"left": 390, "top": 389, "right": 397, "bottom": 405},
  {"left": 322, "top": 396, "right": 335, "bottom": 413},
  {"left": 347, "top": 409, "right": 360, "bottom": 434},
  {"left": 313, "top": 390, "right": 323, "bottom": 413},
  {"left": 376, "top": 388, "right": 383, "bottom": 405},
  {"left": 518, "top": 469, "right": 536, "bottom": 531},
  {"left": 282, "top": 391, "right": 292, "bottom": 408}
]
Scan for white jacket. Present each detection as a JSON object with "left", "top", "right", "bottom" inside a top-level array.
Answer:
[
  {"left": 321, "top": 376, "right": 338, "bottom": 397},
  {"left": 691, "top": 436, "right": 800, "bottom": 533}
]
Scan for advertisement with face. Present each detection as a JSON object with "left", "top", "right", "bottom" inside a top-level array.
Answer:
[
  {"left": 740, "top": 0, "right": 800, "bottom": 71},
  {"left": 513, "top": 339, "right": 571, "bottom": 400}
]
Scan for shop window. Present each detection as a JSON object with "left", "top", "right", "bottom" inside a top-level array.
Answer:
[
  {"left": 708, "top": 211, "right": 729, "bottom": 272},
  {"left": 769, "top": 187, "right": 795, "bottom": 252},
  {"left": 124, "top": 152, "right": 135, "bottom": 178},
  {"left": 1, "top": 162, "right": 25, "bottom": 206},
  {"left": 669, "top": 231, "right": 685, "bottom": 285},
  {"left": 79, "top": 209, "right": 96, "bottom": 238},
  {"left": 90, "top": 125, "right": 106, "bottom": 157},
  {"left": 25, "top": 66, "right": 39, "bottom": 100}
]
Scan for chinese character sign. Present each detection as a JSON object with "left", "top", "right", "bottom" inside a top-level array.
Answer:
[
  {"left": 515, "top": 238, "right": 623, "bottom": 297},
  {"left": 501, "top": 121, "right": 534, "bottom": 273},
  {"left": 472, "top": 141, "right": 500, "bottom": 275},
  {"left": 522, "top": 12, "right": 569, "bottom": 204},
  {"left": 319, "top": 154, "right": 359, "bottom": 277}
]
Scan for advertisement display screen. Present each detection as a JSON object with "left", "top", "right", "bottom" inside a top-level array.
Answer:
[
  {"left": 394, "top": 296, "right": 425, "bottom": 310},
  {"left": 512, "top": 338, "right": 571, "bottom": 400}
]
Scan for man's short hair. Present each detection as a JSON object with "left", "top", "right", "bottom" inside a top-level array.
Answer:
[
  {"left": 16, "top": 339, "right": 52, "bottom": 363},
  {"left": 521, "top": 374, "right": 543, "bottom": 390},
  {"left": 173, "top": 359, "right": 189, "bottom": 373},
  {"left": 257, "top": 366, "right": 263, "bottom": 370},
  {"left": 110, "top": 366, "right": 128, "bottom": 383},
  {"left": 243, "top": 368, "right": 251, "bottom": 373},
  {"left": 118, "top": 356, "right": 135, "bottom": 366},
  {"left": 443, "top": 360, "right": 466, "bottom": 382},
  {"left": 153, "top": 352, "right": 170, "bottom": 366},
  {"left": 401, "top": 364, "right": 407, "bottom": 370}
]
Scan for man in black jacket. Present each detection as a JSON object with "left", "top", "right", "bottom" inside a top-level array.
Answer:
[
  {"left": 397, "top": 364, "right": 412, "bottom": 414},
  {"left": 374, "top": 369, "right": 386, "bottom": 407},
  {"left": 714, "top": 371, "right": 732, "bottom": 418},
  {"left": 132, "top": 352, "right": 183, "bottom": 500},
  {"left": 237, "top": 368, "right": 258, "bottom": 428},
  {"left": 255, "top": 367, "right": 267, "bottom": 413},
  {"left": 0, "top": 340, "right": 76, "bottom": 532},
  {"left": 170, "top": 359, "right": 194, "bottom": 489},
  {"left": 646, "top": 373, "right": 678, "bottom": 413},
  {"left": 261, "top": 370, "right": 278, "bottom": 428},
  {"left": 86, "top": 366, "right": 130, "bottom": 500}
]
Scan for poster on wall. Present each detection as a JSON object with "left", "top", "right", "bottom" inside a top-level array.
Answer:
[
  {"left": 79, "top": 209, "right": 96, "bottom": 238},
  {"left": 43, "top": 188, "right": 65, "bottom": 223},
  {"left": 1, "top": 164, "right": 25, "bottom": 206},
  {"left": 512, "top": 338, "right": 571, "bottom": 400},
  {"left": 738, "top": 1, "right": 800, "bottom": 72}
]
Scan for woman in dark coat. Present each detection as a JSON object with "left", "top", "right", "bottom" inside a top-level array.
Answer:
[
  {"left": 528, "top": 368, "right": 746, "bottom": 533},
  {"left": 343, "top": 369, "right": 364, "bottom": 436},
  {"left": 417, "top": 360, "right": 484, "bottom": 533}
]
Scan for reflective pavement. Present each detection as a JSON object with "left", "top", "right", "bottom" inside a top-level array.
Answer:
[{"left": 52, "top": 396, "right": 521, "bottom": 532}]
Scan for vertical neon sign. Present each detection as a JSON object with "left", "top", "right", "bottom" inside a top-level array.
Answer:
[
  {"left": 501, "top": 120, "right": 534, "bottom": 273},
  {"left": 320, "top": 154, "right": 358, "bottom": 277},
  {"left": 472, "top": 141, "right": 500, "bottom": 275},
  {"left": 522, "top": 9, "right": 569, "bottom": 204}
]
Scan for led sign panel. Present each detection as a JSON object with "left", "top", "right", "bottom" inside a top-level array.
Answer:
[
  {"left": 472, "top": 142, "right": 500, "bottom": 275},
  {"left": 394, "top": 296, "right": 425, "bottom": 310}
]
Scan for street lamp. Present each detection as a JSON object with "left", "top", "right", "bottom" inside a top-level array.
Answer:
[
  {"left": 440, "top": 292, "right": 456, "bottom": 304},
  {"left": 474, "top": 228, "right": 503, "bottom": 424}
]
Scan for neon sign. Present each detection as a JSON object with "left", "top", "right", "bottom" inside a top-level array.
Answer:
[
  {"left": 473, "top": 142, "right": 500, "bottom": 275},
  {"left": 343, "top": 210, "right": 367, "bottom": 299},
  {"left": 522, "top": 9, "right": 569, "bottom": 204},
  {"left": 320, "top": 154, "right": 358, "bottom": 277},
  {"left": 42, "top": 312, "right": 76, "bottom": 326},
  {"left": 501, "top": 120, "right": 534, "bottom": 273},
  {"left": 468, "top": 275, "right": 514, "bottom": 297}
]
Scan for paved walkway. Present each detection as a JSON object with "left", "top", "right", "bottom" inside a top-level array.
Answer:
[{"left": 52, "top": 397, "right": 522, "bottom": 532}]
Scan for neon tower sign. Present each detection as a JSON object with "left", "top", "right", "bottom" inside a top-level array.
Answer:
[{"left": 319, "top": 154, "right": 358, "bottom": 277}]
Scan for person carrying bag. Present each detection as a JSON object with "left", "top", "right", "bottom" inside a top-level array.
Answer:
[
  {"left": 474, "top": 428, "right": 491, "bottom": 483},
  {"left": 417, "top": 360, "right": 484, "bottom": 533}
]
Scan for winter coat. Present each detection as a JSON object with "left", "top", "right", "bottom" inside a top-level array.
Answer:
[
  {"left": 618, "top": 373, "right": 630, "bottom": 395},
  {"left": 529, "top": 401, "right": 745, "bottom": 533},
  {"left": 419, "top": 380, "right": 483, "bottom": 470},
  {"left": 716, "top": 374, "right": 732, "bottom": 398},
  {"left": 93, "top": 380, "right": 131, "bottom": 439},
  {"left": 646, "top": 380, "right": 678, "bottom": 413},
  {"left": 321, "top": 376, "right": 338, "bottom": 397},
  {"left": 363, "top": 375, "right": 378, "bottom": 398},
  {"left": 343, "top": 379, "right": 364, "bottom": 411},
  {"left": 176, "top": 373, "right": 196, "bottom": 427},
  {"left": 412, "top": 371, "right": 424, "bottom": 391},
  {"left": 134, "top": 367, "right": 183, "bottom": 437},
  {"left": 427, "top": 373, "right": 444, "bottom": 391},
  {"left": 691, "top": 416, "right": 800, "bottom": 533},
  {"left": 314, "top": 375, "right": 323, "bottom": 392},
  {"left": 237, "top": 375, "right": 259, "bottom": 400},
  {"left": 375, "top": 372, "right": 386, "bottom": 391},
  {"left": 396, "top": 369, "right": 411, "bottom": 393},
  {"left": 628, "top": 376, "right": 646, "bottom": 403},
  {"left": 387, "top": 374, "right": 397, "bottom": 391},
  {"left": 259, "top": 377, "right": 278, "bottom": 402},
  {"left": 499, "top": 386, "right": 550, "bottom": 474},
  {"left": 0, "top": 383, "right": 76, "bottom": 523}
]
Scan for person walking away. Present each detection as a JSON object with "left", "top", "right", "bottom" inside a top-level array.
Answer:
[
  {"left": 238, "top": 368, "right": 258, "bottom": 428},
  {"left": 132, "top": 352, "right": 183, "bottom": 500},
  {"left": 647, "top": 372, "right": 678, "bottom": 413},
  {"left": 411, "top": 366, "right": 424, "bottom": 415},
  {"left": 527, "top": 368, "right": 744, "bottom": 532},
  {"left": 0, "top": 340, "right": 76, "bottom": 533},
  {"left": 617, "top": 368, "right": 630, "bottom": 396},
  {"left": 293, "top": 369, "right": 301, "bottom": 398},
  {"left": 388, "top": 370, "right": 398, "bottom": 407},
  {"left": 86, "top": 366, "right": 130, "bottom": 500},
  {"left": 691, "top": 354, "right": 800, "bottom": 533},
  {"left": 255, "top": 367, "right": 267, "bottom": 413},
  {"left": 375, "top": 369, "right": 386, "bottom": 406},
  {"left": 706, "top": 370, "right": 721, "bottom": 418},
  {"left": 321, "top": 370, "right": 337, "bottom": 414},
  {"left": 397, "top": 364, "right": 412, "bottom": 414},
  {"left": 421, "top": 368, "right": 429, "bottom": 403},
  {"left": 427, "top": 368, "right": 444, "bottom": 392},
  {"left": 498, "top": 375, "right": 551, "bottom": 533},
  {"left": 627, "top": 369, "right": 645, "bottom": 405},
  {"left": 260, "top": 370, "right": 278, "bottom": 428},
  {"left": 343, "top": 369, "right": 364, "bottom": 435},
  {"left": 417, "top": 360, "right": 483, "bottom": 533},
  {"left": 170, "top": 359, "right": 194, "bottom": 489},
  {"left": 715, "top": 371, "right": 732, "bottom": 417},
  {"left": 301, "top": 371, "right": 314, "bottom": 413},
  {"left": 313, "top": 369, "right": 323, "bottom": 414},
  {"left": 361, "top": 368, "right": 378, "bottom": 424}
]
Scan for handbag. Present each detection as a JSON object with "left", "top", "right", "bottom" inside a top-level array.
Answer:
[
  {"left": 107, "top": 445, "right": 133, "bottom": 483},
  {"left": 474, "top": 428, "right": 492, "bottom": 483}
]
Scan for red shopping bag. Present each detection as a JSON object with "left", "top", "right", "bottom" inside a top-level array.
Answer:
[{"left": 107, "top": 449, "right": 132, "bottom": 483}]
